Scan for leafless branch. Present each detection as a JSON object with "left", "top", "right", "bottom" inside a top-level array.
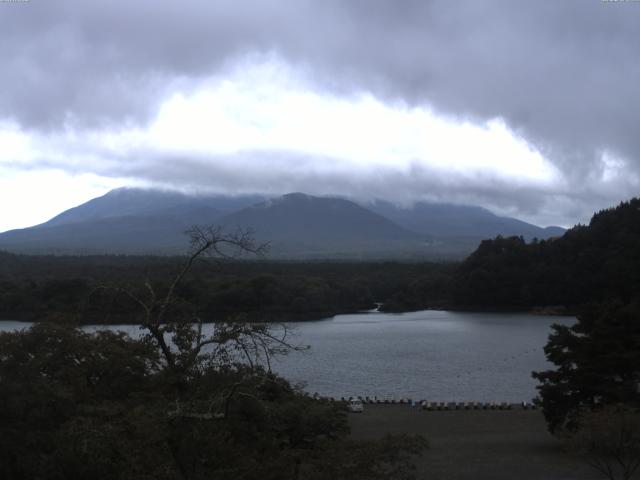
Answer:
[{"left": 85, "top": 224, "right": 301, "bottom": 380}]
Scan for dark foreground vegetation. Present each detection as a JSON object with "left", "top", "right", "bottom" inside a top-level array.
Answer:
[
  {"left": 533, "top": 301, "right": 640, "bottom": 433},
  {"left": 529, "top": 300, "right": 640, "bottom": 480},
  {"left": 0, "top": 227, "right": 427, "bottom": 479},
  {"left": 0, "top": 322, "right": 427, "bottom": 480}
]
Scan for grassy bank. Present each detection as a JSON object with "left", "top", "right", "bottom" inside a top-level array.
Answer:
[{"left": 349, "top": 405, "right": 601, "bottom": 480}]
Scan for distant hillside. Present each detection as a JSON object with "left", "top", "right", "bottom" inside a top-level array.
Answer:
[
  {"left": 0, "top": 215, "right": 206, "bottom": 255},
  {"left": 0, "top": 189, "right": 264, "bottom": 255},
  {"left": 43, "top": 188, "right": 264, "bottom": 228},
  {"left": 367, "top": 200, "right": 565, "bottom": 240},
  {"left": 218, "top": 193, "right": 425, "bottom": 257},
  {"left": 451, "top": 197, "right": 640, "bottom": 309},
  {"left": 0, "top": 188, "right": 565, "bottom": 258}
]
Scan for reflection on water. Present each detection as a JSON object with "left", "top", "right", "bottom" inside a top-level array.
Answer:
[{"left": 0, "top": 310, "right": 575, "bottom": 402}]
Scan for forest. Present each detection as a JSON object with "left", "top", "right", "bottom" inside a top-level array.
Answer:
[
  {"left": 2, "top": 198, "right": 640, "bottom": 323},
  {"left": 451, "top": 198, "right": 640, "bottom": 310},
  {"left": 0, "top": 253, "right": 453, "bottom": 323}
]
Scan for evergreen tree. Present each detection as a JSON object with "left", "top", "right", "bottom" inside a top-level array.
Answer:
[{"left": 533, "top": 301, "right": 640, "bottom": 433}]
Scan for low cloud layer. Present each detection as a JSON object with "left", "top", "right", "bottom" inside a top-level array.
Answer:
[{"left": 1, "top": 0, "right": 639, "bottom": 230}]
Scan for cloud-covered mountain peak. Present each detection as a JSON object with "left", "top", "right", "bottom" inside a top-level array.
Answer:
[{"left": 0, "top": 188, "right": 565, "bottom": 258}]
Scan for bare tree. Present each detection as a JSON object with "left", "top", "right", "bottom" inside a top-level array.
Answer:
[
  {"left": 567, "top": 405, "right": 640, "bottom": 480},
  {"left": 95, "top": 225, "right": 305, "bottom": 377}
]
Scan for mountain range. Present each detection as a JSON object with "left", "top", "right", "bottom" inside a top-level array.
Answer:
[{"left": 0, "top": 188, "right": 565, "bottom": 259}]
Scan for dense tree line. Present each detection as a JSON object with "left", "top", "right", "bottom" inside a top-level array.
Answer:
[
  {"left": 0, "top": 252, "right": 453, "bottom": 323},
  {"left": 452, "top": 198, "right": 640, "bottom": 310},
  {"left": 4, "top": 197, "right": 640, "bottom": 322}
]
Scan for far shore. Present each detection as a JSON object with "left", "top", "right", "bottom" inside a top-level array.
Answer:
[
  {"left": 381, "top": 303, "right": 577, "bottom": 317},
  {"left": 0, "top": 304, "right": 577, "bottom": 326}
]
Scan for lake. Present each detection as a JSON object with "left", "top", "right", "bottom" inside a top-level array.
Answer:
[{"left": 0, "top": 310, "right": 574, "bottom": 402}]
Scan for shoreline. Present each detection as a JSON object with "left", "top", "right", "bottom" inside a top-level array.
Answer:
[
  {"left": 381, "top": 303, "right": 576, "bottom": 317},
  {"left": 0, "top": 304, "right": 577, "bottom": 326}
]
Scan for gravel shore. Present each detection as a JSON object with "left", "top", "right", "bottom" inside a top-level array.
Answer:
[{"left": 349, "top": 404, "right": 604, "bottom": 480}]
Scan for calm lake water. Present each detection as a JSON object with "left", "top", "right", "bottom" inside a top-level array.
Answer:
[{"left": 0, "top": 310, "right": 575, "bottom": 402}]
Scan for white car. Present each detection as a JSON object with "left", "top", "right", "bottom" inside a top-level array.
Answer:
[{"left": 348, "top": 399, "right": 364, "bottom": 413}]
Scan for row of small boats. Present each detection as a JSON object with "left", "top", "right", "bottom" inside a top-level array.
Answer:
[{"left": 323, "top": 396, "right": 538, "bottom": 410}]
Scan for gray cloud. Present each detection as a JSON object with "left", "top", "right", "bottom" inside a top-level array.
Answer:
[
  {"left": 2, "top": 0, "right": 639, "bottom": 225},
  {"left": 62, "top": 147, "right": 612, "bottom": 228}
]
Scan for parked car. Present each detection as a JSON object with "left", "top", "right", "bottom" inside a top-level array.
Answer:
[{"left": 348, "top": 399, "right": 364, "bottom": 413}]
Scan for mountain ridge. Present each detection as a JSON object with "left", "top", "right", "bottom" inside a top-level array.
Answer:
[
  {"left": 365, "top": 199, "right": 565, "bottom": 240},
  {"left": 0, "top": 188, "right": 565, "bottom": 258}
]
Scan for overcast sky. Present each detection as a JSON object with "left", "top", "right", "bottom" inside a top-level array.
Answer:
[{"left": 1, "top": 0, "right": 639, "bottom": 232}]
